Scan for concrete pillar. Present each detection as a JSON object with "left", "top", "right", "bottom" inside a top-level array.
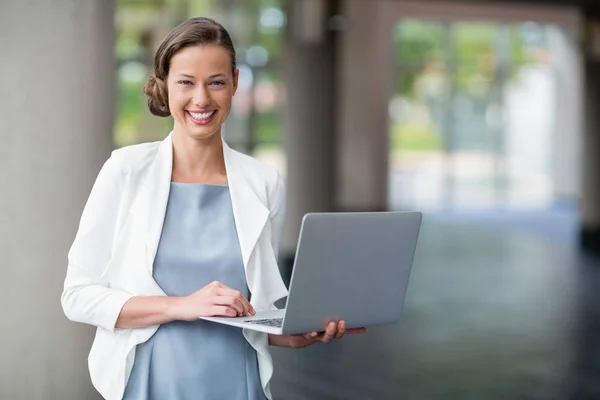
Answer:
[
  {"left": 335, "top": 0, "right": 391, "bottom": 212},
  {"left": 281, "top": 0, "right": 337, "bottom": 263},
  {"left": 547, "top": 26, "right": 583, "bottom": 206},
  {"left": 581, "top": 17, "right": 600, "bottom": 251},
  {"left": 0, "top": 1, "right": 115, "bottom": 398}
]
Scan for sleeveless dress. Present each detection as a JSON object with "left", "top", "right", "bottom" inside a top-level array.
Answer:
[{"left": 123, "top": 183, "right": 266, "bottom": 400}]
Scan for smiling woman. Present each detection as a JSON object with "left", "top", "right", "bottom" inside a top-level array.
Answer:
[{"left": 61, "top": 16, "right": 362, "bottom": 400}]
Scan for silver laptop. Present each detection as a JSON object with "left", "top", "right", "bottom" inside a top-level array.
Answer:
[{"left": 200, "top": 211, "right": 422, "bottom": 335}]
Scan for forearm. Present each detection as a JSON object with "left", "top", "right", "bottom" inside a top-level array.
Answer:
[
  {"left": 268, "top": 334, "right": 292, "bottom": 347},
  {"left": 115, "top": 296, "right": 182, "bottom": 329}
]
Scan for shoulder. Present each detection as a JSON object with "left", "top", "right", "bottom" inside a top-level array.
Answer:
[
  {"left": 227, "top": 146, "right": 281, "bottom": 188},
  {"left": 108, "top": 141, "right": 162, "bottom": 174}
]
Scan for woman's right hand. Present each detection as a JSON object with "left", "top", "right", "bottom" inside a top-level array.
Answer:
[{"left": 173, "top": 280, "right": 256, "bottom": 321}]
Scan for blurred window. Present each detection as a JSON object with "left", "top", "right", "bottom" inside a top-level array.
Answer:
[{"left": 390, "top": 20, "right": 567, "bottom": 211}]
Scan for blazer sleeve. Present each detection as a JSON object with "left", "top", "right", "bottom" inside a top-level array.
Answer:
[
  {"left": 268, "top": 173, "right": 286, "bottom": 261},
  {"left": 61, "top": 153, "right": 135, "bottom": 333}
]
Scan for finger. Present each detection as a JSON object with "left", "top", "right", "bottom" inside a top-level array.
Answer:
[
  {"left": 230, "top": 290, "right": 253, "bottom": 316},
  {"left": 231, "top": 296, "right": 250, "bottom": 316},
  {"left": 211, "top": 306, "right": 238, "bottom": 317},
  {"left": 321, "top": 322, "right": 337, "bottom": 343},
  {"left": 334, "top": 320, "right": 346, "bottom": 340},
  {"left": 234, "top": 298, "right": 248, "bottom": 316},
  {"left": 210, "top": 283, "right": 245, "bottom": 315},
  {"left": 304, "top": 332, "right": 319, "bottom": 343},
  {"left": 346, "top": 327, "right": 367, "bottom": 334},
  {"left": 239, "top": 296, "right": 255, "bottom": 315},
  {"left": 215, "top": 290, "right": 250, "bottom": 316},
  {"left": 217, "top": 288, "right": 254, "bottom": 316},
  {"left": 214, "top": 295, "right": 245, "bottom": 315}
]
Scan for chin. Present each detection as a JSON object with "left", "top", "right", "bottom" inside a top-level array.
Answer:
[
  {"left": 185, "top": 125, "right": 221, "bottom": 141},
  {"left": 173, "top": 114, "right": 224, "bottom": 142}
]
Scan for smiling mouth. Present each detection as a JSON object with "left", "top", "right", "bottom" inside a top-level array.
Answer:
[{"left": 187, "top": 110, "right": 216, "bottom": 125}]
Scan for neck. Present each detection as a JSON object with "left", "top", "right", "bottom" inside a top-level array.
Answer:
[{"left": 171, "top": 128, "right": 227, "bottom": 183}]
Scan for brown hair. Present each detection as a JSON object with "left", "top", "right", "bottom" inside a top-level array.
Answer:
[{"left": 143, "top": 17, "right": 237, "bottom": 117}]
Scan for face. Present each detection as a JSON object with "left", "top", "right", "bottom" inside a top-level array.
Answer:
[{"left": 167, "top": 44, "right": 239, "bottom": 141}]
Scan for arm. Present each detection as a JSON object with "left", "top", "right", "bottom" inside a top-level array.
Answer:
[
  {"left": 114, "top": 296, "right": 181, "bottom": 329},
  {"left": 116, "top": 281, "right": 255, "bottom": 329},
  {"left": 269, "top": 334, "right": 292, "bottom": 347},
  {"left": 61, "top": 154, "right": 136, "bottom": 333}
]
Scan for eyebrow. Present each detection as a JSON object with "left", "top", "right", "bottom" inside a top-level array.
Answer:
[{"left": 176, "top": 73, "right": 228, "bottom": 79}]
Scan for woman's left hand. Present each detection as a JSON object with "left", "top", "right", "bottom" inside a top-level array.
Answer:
[{"left": 285, "top": 320, "right": 366, "bottom": 349}]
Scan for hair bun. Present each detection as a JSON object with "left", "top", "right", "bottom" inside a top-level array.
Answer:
[{"left": 143, "top": 75, "right": 170, "bottom": 117}]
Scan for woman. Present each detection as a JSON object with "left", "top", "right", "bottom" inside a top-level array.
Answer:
[{"left": 61, "top": 17, "right": 364, "bottom": 400}]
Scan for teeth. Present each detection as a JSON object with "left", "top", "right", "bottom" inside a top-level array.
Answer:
[{"left": 189, "top": 111, "right": 215, "bottom": 120}]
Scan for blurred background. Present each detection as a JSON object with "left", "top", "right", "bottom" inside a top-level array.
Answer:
[{"left": 3, "top": 0, "right": 600, "bottom": 398}]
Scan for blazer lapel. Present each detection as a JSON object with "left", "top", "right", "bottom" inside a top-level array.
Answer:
[
  {"left": 223, "top": 142, "right": 288, "bottom": 309},
  {"left": 128, "top": 134, "right": 173, "bottom": 275},
  {"left": 223, "top": 141, "right": 270, "bottom": 277}
]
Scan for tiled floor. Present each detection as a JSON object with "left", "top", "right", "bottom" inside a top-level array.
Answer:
[{"left": 270, "top": 209, "right": 600, "bottom": 399}]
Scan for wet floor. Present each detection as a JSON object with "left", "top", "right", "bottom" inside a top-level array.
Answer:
[{"left": 270, "top": 209, "right": 600, "bottom": 399}]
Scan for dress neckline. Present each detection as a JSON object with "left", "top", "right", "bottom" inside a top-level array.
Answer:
[{"left": 170, "top": 182, "right": 228, "bottom": 187}]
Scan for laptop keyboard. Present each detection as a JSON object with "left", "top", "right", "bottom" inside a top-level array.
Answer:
[{"left": 246, "top": 318, "right": 283, "bottom": 327}]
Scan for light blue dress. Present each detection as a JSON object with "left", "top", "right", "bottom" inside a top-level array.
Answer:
[{"left": 123, "top": 183, "right": 266, "bottom": 400}]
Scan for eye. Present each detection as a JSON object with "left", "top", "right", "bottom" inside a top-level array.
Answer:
[
  {"left": 210, "top": 80, "right": 226, "bottom": 86},
  {"left": 178, "top": 80, "right": 193, "bottom": 85}
]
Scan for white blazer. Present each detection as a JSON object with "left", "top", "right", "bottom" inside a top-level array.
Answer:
[{"left": 61, "top": 133, "right": 289, "bottom": 400}]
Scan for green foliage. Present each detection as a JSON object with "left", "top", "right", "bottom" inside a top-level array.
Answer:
[
  {"left": 394, "top": 21, "right": 444, "bottom": 97},
  {"left": 114, "top": 81, "right": 143, "bottom": 148},
  {"left": 256, "top": 109, "right": 281, "bottom": 145},
  {"left": 453, "top": 23, "right": 495, "bottom": 61},
  {"left": 395, "top": 20, "right": 444, "bottom": 65},
  {"left": 394, "top": 20, "right": 536, "bottom": 99},
  {"left": 390, "top": 122, "right": 442, "bottom": 151}
]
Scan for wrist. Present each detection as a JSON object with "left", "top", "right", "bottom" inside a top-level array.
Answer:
[{"left": 165, "top": 296, "right": 185, "bottom": 321}]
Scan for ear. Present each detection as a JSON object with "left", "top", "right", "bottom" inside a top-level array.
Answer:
[{"left": 232, "top": 68, "right": 240, "bottom": 96}]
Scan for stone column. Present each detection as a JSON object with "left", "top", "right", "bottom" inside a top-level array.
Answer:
[
  {"left": 335, "top": 0, "right": 391, "bottom": 212},
  {"left": 0, "top": 1, "right": 115, "bottom": 398},
  {"left": 547, "top": 26, "right": 583, "bottom": 207},
  {"left": 281, "top": 0, "right": 337, "bottom": 269},
  {"left": 580, "top": 17, "right": 600, "bottom": 252}
]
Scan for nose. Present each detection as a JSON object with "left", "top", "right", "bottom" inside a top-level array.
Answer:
[{"left": 193, "top": 85, "right": 211, "bottom": 107}]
